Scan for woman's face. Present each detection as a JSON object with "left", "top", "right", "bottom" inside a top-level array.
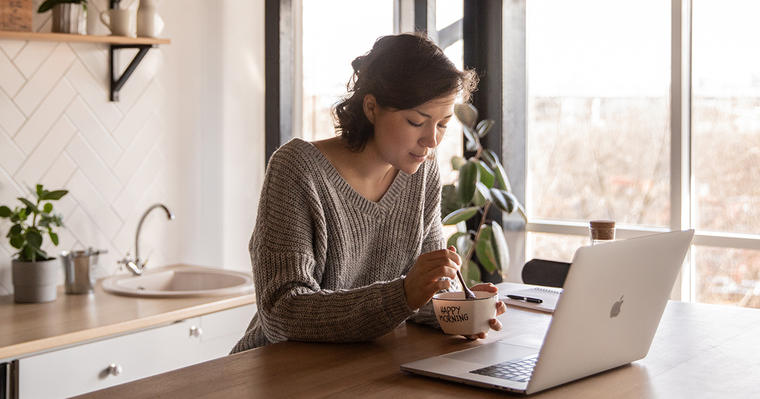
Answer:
[{"left": 366, "top": 92, "right": 457, "bottom": 175}]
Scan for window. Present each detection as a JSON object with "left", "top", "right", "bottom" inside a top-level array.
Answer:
[
  {"left": 691, "top": 0, "right": 760, "bottom": 306},
  {"left": 526, "top": 0, "right": 670, "bottom": 227},
  {"left": 434, "top": 0, "right": 464, "bottom": 185},
  {"left": 520, "top": 0, "right": 760, "bottom": 308},
  {"left": 301, "top": 0, "right": 394, "bottom": 142}
]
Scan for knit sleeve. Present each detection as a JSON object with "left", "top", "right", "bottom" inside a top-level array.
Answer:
[
  {"left": 251, "top": 146, "right": 415, "bottom": 344},
  {"left": 407, "top": 158, "right": 456, "bottom": 328}
]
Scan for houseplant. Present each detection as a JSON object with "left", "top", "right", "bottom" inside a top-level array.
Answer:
[
  {"left": 0, "top": 184, "right": 68, "bottom": 303},
  {"left": 442, "top": 104, "right": 527, "bottom": 285},
  {"left": 37, "top": 0, "right": 87, "bottom": 34}
]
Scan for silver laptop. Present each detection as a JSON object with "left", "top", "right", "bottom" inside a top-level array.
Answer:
[{"left": 401, "top": 229, "right": 694, "bottom": 395}]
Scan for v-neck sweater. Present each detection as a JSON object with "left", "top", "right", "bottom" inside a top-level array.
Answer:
[{"left": 231, "top": 138, "right": 446, "bottom": 352}]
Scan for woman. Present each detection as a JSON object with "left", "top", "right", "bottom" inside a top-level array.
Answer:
[{"left": 232, "top": 33, "right": 506, "bottom": 353}]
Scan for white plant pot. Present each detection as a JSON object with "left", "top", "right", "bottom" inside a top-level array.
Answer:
[
  {"left": 52, "top": 3, "right": 86, "bottom": 34},
  {"left": 12, "top": 258, "right": 59, "bottom": 303}
]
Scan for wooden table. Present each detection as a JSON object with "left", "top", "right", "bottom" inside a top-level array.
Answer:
[{"left": 79, "top": 285, "right": 760, "bottom": 398}]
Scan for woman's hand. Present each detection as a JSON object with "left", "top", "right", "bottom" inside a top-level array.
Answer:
[
  {"left": 404, "top": 246, "right": 461, "bottom": 310},
  {"left": 463, "top": 283, "right": 506, "bottom": 340}
]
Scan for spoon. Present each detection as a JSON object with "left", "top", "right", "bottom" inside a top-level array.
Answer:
[{"left": 456, "top": 269, "right": 476, "bottom": 300}]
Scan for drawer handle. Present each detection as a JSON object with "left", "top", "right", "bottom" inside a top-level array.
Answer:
[
  {"left": 107, "top": 363, "right": 122, "bottom": 376},
  {"left": 189, "top": 325, "right": 203, "bottom": 338}
]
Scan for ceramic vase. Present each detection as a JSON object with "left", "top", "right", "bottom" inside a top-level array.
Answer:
[
  {"left": 12, "top": 258, "right": 59, "bottom": 303},
  {"left": 51, "top": 3, "right": 86, "bottom": 34},
  {"left": 137, "top": 0, "right": 164, "bottom": 38}
]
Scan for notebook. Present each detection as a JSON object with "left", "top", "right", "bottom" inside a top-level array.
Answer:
[{"left": 500, "top": 286, "right": 562, "bottom": 313}]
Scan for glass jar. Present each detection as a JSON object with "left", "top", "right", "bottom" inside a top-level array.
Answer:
[{"left": 589, "top": 220, "right": 615, "bottom": 245}]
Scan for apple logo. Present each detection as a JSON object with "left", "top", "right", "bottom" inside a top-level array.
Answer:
[{"left": 610, "top": 295, "right": 624, "bottom": 318}]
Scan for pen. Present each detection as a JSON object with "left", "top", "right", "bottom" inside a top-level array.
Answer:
[{"left": 507, "top": 294, "right": 543, "bottom": 304}]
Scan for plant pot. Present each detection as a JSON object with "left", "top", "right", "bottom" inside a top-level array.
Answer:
[
  {"left": 51, "top": 3, "right": 85, "bottom": 34},
  {"left": 12, "top": 258, "right": 59, "bottom": 303}
]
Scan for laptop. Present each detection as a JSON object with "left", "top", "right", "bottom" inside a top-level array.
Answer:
[{"left": 401, "top": 229, "right": 694, "bottom": 395}]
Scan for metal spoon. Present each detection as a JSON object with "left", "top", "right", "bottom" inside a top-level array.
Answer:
[{"left": 456, "top": 269, "right": 477, "bottom": 300}]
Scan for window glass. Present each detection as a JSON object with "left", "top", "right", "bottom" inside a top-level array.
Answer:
[
  {"left": 526, "top": 0, "right": 670, "bottom": 227},
  {"left": 526, "top": 232, "right": 588, "bottom": 264},
  {"left": 695, "top": 246, "right": 760, "bottom": 308},
  {"left": 302, "top": 0, "right": 393, "bottom": 141},
  {"left": 692, "top": 0, "right": 760, "bottom": 235},
  {"left": 436, "top": 2, "right": 464, "bottom": 241}
]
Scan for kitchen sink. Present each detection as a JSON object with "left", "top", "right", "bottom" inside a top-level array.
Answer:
[{"left": 101, "top": 265, "right": 253, "bottom": 298}]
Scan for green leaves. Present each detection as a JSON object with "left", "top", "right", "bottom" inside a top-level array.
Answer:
[
  {"left": 446, "top": 102, "right": 527, "bottom": 285},
  {"left": 451, "top": 156, "right": 466, "bottom": 171},
  {"left": 10, "top": 234, "right": 24, "bottom": 249},
  {"left": 475, "top": 225, "right": 498, "bottom": 273},
  {"left": 457, "top": 161, "right": 479, "bottom": 204},
  {"left": 1, "top": 184, "right": 67, "bottom": 262},
  {"left": 463, "top": 260, "right": 481, "bottom": 285},
  {"left": 475, "top": 160, "right": 495, "bottom": 188},
  {"left": 489, "top": 188, "right": 516, "bottom": 214},
  {"left": 476, "top": 119, "right": 495, "bottom": 138},
  {"left": 442, "top": 207, "right": 480, "bottom": 225},
  {"left": 454, "top": 103, "right": 478, "bottom": 129},
  {"left": 49, "top": 231, "right": 59, "bottom": 246},
  {"left": 43, "top": 190, "right": 68, "bottom": 201}
]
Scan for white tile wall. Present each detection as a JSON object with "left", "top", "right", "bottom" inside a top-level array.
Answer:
[
  {"left": 0, "top": 0, "right": 266, "bottom": 297},
  {"left": 0, "top": 0, "right": 179, "bottom": 295}
]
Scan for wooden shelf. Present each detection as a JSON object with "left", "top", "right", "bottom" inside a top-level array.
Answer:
[{"left": 0, "top": 30, "right": 170, "bottom": 45}]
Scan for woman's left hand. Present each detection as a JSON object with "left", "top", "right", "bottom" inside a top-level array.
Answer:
[{"left": 463, "top": 283, "right": 506, "bottom": 340}]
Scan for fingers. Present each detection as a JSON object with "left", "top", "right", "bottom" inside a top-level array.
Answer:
[
  {"left": 446, "top": 246, "right": 462, "bottom": 266},
  {"left": 496, "top": 301, "right": 506, "bottom": 315},
  {"left": 470, "top": 282, "right": 498, "bottom": 292},
  {"left": 489, "top": 318, "right": 502, "bottom": 331}
]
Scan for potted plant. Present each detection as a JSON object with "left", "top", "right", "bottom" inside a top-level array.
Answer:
[
  {"left": 0, "top": 184, "right": 68, "bottom": 303},
  {"left": 37, "top": 0, "right": 87, "bottom": 34},
  {"left": 442, "top": 104, "right": 528, "bottom": 285}
]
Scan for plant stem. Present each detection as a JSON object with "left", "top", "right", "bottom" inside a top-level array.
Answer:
[
  {"left": 32, "top": 197, "right": 40, "bottom": 228},
  {"left": 462, "top": 201, "right": 491, "bottom": 283}
]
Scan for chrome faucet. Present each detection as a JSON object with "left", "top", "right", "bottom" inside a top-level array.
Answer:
[{"left": 118, "top": 203, "right": 175, "bottom": 275}]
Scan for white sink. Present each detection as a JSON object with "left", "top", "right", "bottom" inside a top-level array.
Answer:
[{"left": 102, "top": 265, "right": 253, "bottom": 298}]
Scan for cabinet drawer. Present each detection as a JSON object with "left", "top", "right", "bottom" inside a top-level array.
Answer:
[
  {"left": 18, "top": 317, "right": 200, "bottom": 399},
  {"left": 198, "top": 304, "right": 256, "bottom": 361}
]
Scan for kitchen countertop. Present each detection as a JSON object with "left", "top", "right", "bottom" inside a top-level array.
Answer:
[{"left": 0, "top": 264, "right": 255, "bottom": 361}]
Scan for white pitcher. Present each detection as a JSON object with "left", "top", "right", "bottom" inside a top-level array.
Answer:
[{"left": 137, "top": 0, "right": 164, "bottom": 38}]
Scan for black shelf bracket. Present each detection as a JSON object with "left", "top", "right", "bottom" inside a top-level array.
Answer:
[{"left": 108, "top": 44, "right": 155, "bottom": 101}]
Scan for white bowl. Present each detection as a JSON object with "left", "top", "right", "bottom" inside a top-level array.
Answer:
[{"left": 432, "top": 291, "right": 498, "bottom": 336}]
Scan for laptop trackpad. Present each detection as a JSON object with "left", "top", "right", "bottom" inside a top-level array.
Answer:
[{"left": 444, "top": 341, "right": 539, "bottom": 365}]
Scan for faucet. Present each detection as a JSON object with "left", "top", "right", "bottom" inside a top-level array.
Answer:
[{"left": 118, "top": 203, "right": 175, "bottom": 275}]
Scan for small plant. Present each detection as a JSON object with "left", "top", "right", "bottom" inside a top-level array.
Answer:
[
  {"left": 442, "top": 104, "right": 527, "bottom": 285},
  {"left": 0, "top": 184, "right": 68, "bottom": 262},
  {"left": 37, "top": 0, "right": 87, "bottom": 13}
]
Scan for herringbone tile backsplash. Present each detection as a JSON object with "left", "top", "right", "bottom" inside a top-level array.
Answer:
[{"left": 0, "top": 0, "right": 180, "bottom": 294}]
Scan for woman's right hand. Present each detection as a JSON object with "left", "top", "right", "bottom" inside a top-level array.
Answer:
[{"left": 404, "top": 246, "right": 461, "bottom": 310}]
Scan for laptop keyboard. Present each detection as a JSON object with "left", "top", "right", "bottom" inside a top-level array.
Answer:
[{"left": 469, "top": 354, "right": 538, "bottom": 383}]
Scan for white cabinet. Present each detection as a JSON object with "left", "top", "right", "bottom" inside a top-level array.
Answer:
[
  {"left": 198, "top": 303, "right": 256, "bottom": 361},
  {"left": 15, "top": 303, "right": 256, "bottom": 399}
]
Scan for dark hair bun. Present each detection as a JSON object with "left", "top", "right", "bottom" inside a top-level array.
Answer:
[{"left": 333, "top": 33, "right": 477, "bottom": 152}]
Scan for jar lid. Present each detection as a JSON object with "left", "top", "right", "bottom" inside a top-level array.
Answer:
[
  {"left": 589, "top": 220, "right": 615, "bottom": 229},
  {"left": 589, "top": 220, "right": 615, "bottom": 240}
]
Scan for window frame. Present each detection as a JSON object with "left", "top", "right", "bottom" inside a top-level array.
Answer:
[
  {"left": 515, "top": 0, "right": 760, "bottom": 302},
  {"left": 274, "top": 0, "right": 760, "bottom": 304}
]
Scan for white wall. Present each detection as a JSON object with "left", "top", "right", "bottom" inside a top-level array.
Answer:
[{"left": 0, "top": 0, "right": 265, "bottom": 295}]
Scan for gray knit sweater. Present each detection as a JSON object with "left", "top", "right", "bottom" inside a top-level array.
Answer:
[{"left": 230, "top": 138, "right": 448, "bottom": 353}]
